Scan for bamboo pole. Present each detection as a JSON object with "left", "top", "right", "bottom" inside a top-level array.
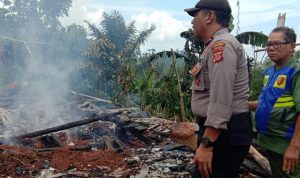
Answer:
[
  {"left": 171, "top": 49, "right": 187, "bottom": 121},
  {"left": 67, "top": 89, "right": 114, "bottom": 104},
  {"left": 0, "top": 35, "right": 46, "bottom": 58}
]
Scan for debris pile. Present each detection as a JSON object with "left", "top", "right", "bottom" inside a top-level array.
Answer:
[{"left": 0, "top": 91, "right": 272, "bottom": 177}]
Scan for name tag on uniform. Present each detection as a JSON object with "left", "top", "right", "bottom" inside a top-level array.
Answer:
[{"left": 189, "top": 63, "right": 202, "bottom": 76}]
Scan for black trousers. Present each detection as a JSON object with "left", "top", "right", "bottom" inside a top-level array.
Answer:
[{"left": 192, "top": 112, "right": 252, "bottom": 178}]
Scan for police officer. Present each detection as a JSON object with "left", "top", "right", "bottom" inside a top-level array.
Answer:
[{"left": 185, "top": 0, "right": 252, "bottom": 177}]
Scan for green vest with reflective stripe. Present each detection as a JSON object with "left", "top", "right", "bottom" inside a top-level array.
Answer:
[{"left": 256, "top": 56, "right": 300, "bottom": 139}]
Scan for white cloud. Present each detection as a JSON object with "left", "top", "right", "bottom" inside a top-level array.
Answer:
[
  {"left": 86, "top": 8, "right": 104, "bottom": 24},
  {"left": 132, "top": 11, "right": 188, "bottom": 51},
  {"left": 61, "top": 2, "right": 189, "bottom": 52},
  {"left": 230, "top": 0, "right": 300, "bottom": 30},
  {"left": 59, "top": 0, "right": 300, "bottom": 52},
  {"left": 230, "top": 0, "right": 300, "bottom": 14},
  {"left": 60, "top": 0, "right": 104, "bottom": 26}
]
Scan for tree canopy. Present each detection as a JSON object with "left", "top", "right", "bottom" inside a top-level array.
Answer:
[{"left": 81, "top": 10, "right": 156, "bottom": 98}]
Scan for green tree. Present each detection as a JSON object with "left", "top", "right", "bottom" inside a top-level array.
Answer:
[
  {"left": 132, "top": 51, "right": 193, "bottom": 120},
  {"left": 0, "top": 0, "right": 73, "bottom": 34},
  {"left": 83, "top": 10, "right": 155, "bottom": 100},
  {"left": 141, "top": 29, "right": 268, "bottom": 120},
  {"left": 0, "top": 0, "right": 89, "bottom": 88}
]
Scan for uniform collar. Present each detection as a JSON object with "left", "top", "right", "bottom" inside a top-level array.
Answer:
[
  {"left": 205, "top": 28, "right": 229, "bottom": 46},
  {"left": 213, "top": 28, "right": 229, "bottom": 37},
  {"left": 205, "top": 37, "right": 214, "bottom": 46},
  {"left": 274, "top": 55, "right": 297, "bottom": 70}
]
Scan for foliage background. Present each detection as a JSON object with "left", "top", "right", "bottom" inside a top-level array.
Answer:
[{"left": 1, "top": 0, "right": 299, "bottom": 121}]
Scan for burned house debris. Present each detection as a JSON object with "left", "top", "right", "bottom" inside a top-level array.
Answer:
[{"left": 0, "top": 90, "right": 272, "bottom": 178}]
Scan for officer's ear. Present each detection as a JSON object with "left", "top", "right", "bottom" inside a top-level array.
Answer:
[{"left": 205, "top": 10, "right": 216, "bottom": 23}]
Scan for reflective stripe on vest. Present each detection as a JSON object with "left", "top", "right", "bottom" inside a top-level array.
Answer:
[{"left": 274, "top": 96, "right": 295, "bottom": 108}]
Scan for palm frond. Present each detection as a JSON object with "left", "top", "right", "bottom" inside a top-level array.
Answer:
[
  {"left": 235, "top": 31, "right": 268, "bottom": 47},
  {"left": 126, "top": 21, "right": 137, "bottom": 40},
  {"left": 101, "top": 10, "right": 127, "bottom": 50},
  {"left": 84, "top": 20, "right": 102, "bottom": 39},
  {"left": 84, "top": 37, "right": 115, "bottom": 58},
  {"left": 121, "top": 24, "right": 156, "bottom": 57},
  {"left": 148, "top": 51, "right": 189, "bottom": 63}
]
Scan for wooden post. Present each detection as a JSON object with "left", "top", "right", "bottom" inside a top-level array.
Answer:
[
  {"left": 277, "top": 13, "right": 286, "bottom": 27},
  {"left": 171, "top": 49, "right": 187, "bottom": 121}
]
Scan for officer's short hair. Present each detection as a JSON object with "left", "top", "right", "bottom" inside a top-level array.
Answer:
[
  {"left": 202, "top": 9, "right": 230, "bottom": 28},
  {"left": 271, "top": 27, "right": 297, "bottom": 43}
]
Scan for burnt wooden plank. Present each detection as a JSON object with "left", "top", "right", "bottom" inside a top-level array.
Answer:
[
  {"left": 13, "top": 112, "right": 121, "bottom": 140},
  {"left": 125, "top": 126, "right": 152, "bottom": 145}
]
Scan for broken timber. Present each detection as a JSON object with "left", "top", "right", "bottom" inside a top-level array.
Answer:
[
  {"left": 13, "top": 111, "right": 121, "bottom": 140},
  {"left": 249, "top": 145, "right": 272, "bottom": 175},
  {"left": 124, "top": 123, "right": 153, "bottom": 145}
]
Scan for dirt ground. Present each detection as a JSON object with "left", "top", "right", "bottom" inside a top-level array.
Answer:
[{"left": 0, "top": 144, "right": 129, "bottom": 177}]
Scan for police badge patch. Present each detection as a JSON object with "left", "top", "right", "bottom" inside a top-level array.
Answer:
[
  {"left": 189, "top": 62, "right": 202, "bottom": 76},
  {"left": 211, "top": 41, "right": 226, "bottom": 64}
]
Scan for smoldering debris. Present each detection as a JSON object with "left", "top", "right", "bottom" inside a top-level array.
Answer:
[{"left": 0, "top": 93, "right": 271, "bottom": 178}]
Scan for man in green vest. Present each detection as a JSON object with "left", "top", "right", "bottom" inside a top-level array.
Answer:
[{"left": 249, "top": 26, "right": 300, "bottom": 177}]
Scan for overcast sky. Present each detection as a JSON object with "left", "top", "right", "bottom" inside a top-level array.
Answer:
[{"left": 61, "top": 0, "right": 300, "bottom": 54}]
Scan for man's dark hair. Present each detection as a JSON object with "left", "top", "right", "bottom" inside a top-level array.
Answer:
[
  {"left": 271, "top": 27, "right": 297, "bottom": 43},
  {"left": 215, "top": 11, "right": 230, "bottom": 27},
  {"left": 202, "top": 9, "right": 231, "bottom": 27}
]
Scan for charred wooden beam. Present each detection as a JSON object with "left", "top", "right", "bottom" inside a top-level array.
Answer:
[
  {"left": 35, "top": 143, "right": 106, "bottom": 152},
  {"left": 13, "top": 112, "right": 121, "bottom": 140},
  {"left": 103, "top": 136, "right": 114, "bottom": 150},
  {"left": 249, "top": 145, "right": 272, "bottom": 175},
  {"left": 124, "top": 123, "right": 153, "bottom": 145},
  {"left": 34, "top": 147, "right": 58, "bottom": 152},
  {"left": 39, "top": 134, "right": 62, "bottom": 148},
  {"left": 50, "top": 133, "right": 65, "bottom": 147},
  {"left": 242, "top": 159, "right": 271, "bottom": 177}
]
